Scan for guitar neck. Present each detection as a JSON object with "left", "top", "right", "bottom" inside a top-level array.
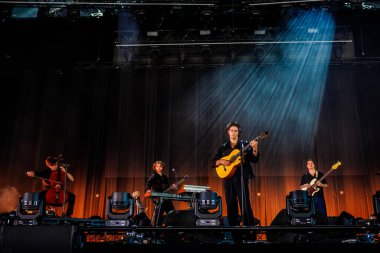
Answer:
[
  {"left": 317, "top": 168, "right": 333, "bottom": 182},
  {"left": 242, "top": 137, "right": 259, "bottom": 152},
  {"left": 163, "top": 176, "right": 188, "bottom": 193},
  {"left": 242, "top": 133, "right": 268, "bottom": 152}
]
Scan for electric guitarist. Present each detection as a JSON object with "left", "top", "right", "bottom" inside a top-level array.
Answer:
[
  {"left": 299, "top": 159, "right": 330, "bottom": 218},
  {"left": 145, "top": 160, "right": 175, "bottom": 226},
  {"left": 210, "top": 122, "right": 260, "bottom": 227}
]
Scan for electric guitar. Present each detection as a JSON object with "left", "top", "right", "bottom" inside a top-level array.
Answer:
[
  {"left": 146, "top": 175, "right": 189, "bottom": 205},
  {"left": 301, "top": 161, "right": 342, "bottom": 196},
  {"left": 163, "top": 175, "right": 189, "bottom": 193},
  {"left": 215, "top": 131, "right": 269, "bottom": 179}
]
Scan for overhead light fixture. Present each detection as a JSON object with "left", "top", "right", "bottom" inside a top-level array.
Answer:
[
  {"left": 253, "top": 45, "right": 265, "bottom": 63},
  {"left": 178, "top": 48, "right": 186, "bottom": 64},
  {"left": 200, "top": 9, "right": 213, "bottom": 27},
  {"left": 333, "top": 44, "right": 343, "bottom": 61},
  {"left": 229, "top": 47, "right": 237, "bottom": 62},
  {"left": 201, "top": 10, "right": 213, "bottom": 17},
  {"left": 149, "top": 46, "right": 162, "bottom": 64},
  {"left": 307, "top": 28, "right": 318, "bottom": 34},
  {"left": 200, "top": 45, "right": 211, "bottom": 62},
  {"left": 147, "top": 31, "right": 158, "bottom": 37},
  {"left": 254, "top": 29, "right": 266, "bottom": 35},
  {"left": 171, "top": 5, "right": 183, "bottom": 17},
  {"left": 199, "top": 29, "right": 211, "bottom": 36},
  {"left": 124, "top": 48, "right": 134, "bottom": 63}
]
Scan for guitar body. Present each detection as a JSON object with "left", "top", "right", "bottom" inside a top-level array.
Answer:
[
  {"left": 215, "top": 149, "right": 242, "bottom": 179},
  {"left": 301, "top": 178, "right": 320, "bottom": 196}
]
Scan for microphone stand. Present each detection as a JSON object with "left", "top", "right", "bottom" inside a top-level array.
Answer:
[
  {"left": 172, "top": 168, "right": 179, "bottom": 190},
  {"left": 60, "top": 161, "right": 68, "bottom": 217},
  {"left": 240, "top": 140, "right": 246, "bottom": 227}
]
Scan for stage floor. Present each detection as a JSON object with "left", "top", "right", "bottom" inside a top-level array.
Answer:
[{"left": 1, "top": 217, "right": 380, "bottom": 253}]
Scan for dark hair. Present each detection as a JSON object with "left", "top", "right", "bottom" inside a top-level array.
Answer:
[
  {"left": 152, "top": 160, "right": 165, "bottom": 170},
  {"left": 226, "top": 121, "right": 242, "bottom": 135},
  {"left": 45, "top": 156, "right": 58, "bottom": 166}
]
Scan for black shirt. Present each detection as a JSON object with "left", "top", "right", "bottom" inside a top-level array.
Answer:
[
  {"left": 145, "top": 172, "right": 170, "bottom": 192},
  {"left": 210, "top": 139, "right": 259, "bottom": 179},
  {"left": 300, "top": 171, "right": 327, "bottom": 198},
  {"left": 35, "top": 169, "right": 52, "bottom": 179}
]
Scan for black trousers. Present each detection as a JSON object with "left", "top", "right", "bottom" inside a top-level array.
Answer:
[
  {"left": 223, "top": 174, "right": 255, "bottom": 226},
  {"left": 153, "top": 199, "right": 175, "bottom": 226}
]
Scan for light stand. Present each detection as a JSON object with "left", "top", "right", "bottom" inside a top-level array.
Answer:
[
  {"left": 194, "top": 191, "right": 222, "bottom": 226},
  {"left": 286, "top": 190, "right": 316, "bottom": 225},
  {"left": 16, "top": 192, "right": 43, "bottom": 225},
  {"left": 59, "top": 160, "right": 69, "bottom": 217},
  {"left": 240, "top": 140, "right": 246, "bottom": 226},
  {"left": 106, "top": 192, "right": 134, "bottom": 227}
]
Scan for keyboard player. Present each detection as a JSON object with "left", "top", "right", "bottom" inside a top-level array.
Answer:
[{"left": 145, "top": 160, "right": 175, "bottom": 226}]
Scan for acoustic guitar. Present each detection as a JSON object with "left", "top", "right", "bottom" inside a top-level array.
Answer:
[{"left": 215, "top": 131, "right": 268, "bottom": 179}]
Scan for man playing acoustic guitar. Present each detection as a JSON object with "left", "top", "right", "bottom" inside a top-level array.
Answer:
[{"left": 210, "top": 122, "right": 260, "bottom": 228}]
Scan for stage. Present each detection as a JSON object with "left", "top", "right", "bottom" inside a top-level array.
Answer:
[{"left": 1, "top": 216, "right": 379, "bottom": 253}]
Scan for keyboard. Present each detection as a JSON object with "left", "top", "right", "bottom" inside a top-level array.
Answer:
[
  {"left": 180, "top": 185, "right": 211, "bottom": 193},
  {"left": 144, "top": 192, "right": 192, "bottom": 201}
]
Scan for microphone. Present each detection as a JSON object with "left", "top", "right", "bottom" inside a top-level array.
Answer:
[{"left": 172, "top": 168, "right": 178, "bottom": 182}]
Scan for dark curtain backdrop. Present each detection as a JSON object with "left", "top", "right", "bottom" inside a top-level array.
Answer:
[{"left": 1, "top": 63, "right": 379, "bottom": 225}]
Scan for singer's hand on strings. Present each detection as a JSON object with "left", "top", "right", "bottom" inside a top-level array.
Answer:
[
  {"left": 250, "top": 140, "right": 258, "bottom": 150},
  {"left": 218, "top": 159, "right": 230, "bottom": 166}
]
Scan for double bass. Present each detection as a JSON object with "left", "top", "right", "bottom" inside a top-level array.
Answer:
[{"left": 44, "top": 167, "right": 69, "bottom": 206}]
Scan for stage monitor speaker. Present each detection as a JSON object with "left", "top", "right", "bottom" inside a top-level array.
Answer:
[
  {"left": 336, "top": 211, "right": 356, "bottom": 225},
  {"left": 330, "top": 211, "right": 357, "bottom": 241},
  {"left": 270, "top": 208, "right": 291, "bottom": 226},
  {"left": 1, "top": 225, "right": 74, "bottom": 253},
  {"left": 165, "top": 209, "right": 197, "bottom": 227},
  {"left": 267, "top": 209, "right": 294, "bottom": 243},
  {"left": 164, "top": 209, "right": 223, "bottom": 243}
]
